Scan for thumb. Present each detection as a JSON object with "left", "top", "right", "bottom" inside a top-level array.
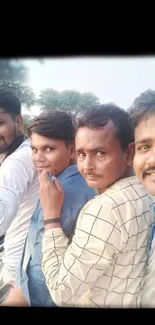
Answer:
[{"left": 53, "top": 178, "right": 63, "bottom": 192}]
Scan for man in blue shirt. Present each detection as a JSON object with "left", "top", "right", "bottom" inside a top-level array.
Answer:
[
  {"left": 2, "top": 110, "right": 95, "bottom": 306},
  {"left": 129, "top": 90, "right": 155, "bottom": 306}
]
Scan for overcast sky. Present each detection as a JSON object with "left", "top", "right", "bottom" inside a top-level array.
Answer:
[{"left": 23, "top": 57, "right": 155, "bottom": 115}]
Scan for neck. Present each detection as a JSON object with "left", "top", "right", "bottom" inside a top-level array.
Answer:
[
  {"left": 3, "top": 132, "right": 26, "bottom": 161},
  {"left": 69, "top": 157, "right": 76, "bottom": 166},
  {"left": 97, "top": 166, "right": 135, "bottom": 195},
  {"left": 122, "top": 166, "right": 135, "bottom": 178}
]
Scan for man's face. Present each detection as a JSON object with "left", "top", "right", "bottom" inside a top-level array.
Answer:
[
  {"left": 133, "top": 113, "right": 155, "bottom": 195},
  {"left": 31, "top": 133, "right": 74, "bottom": 176},
  {"left": 75, "top": 120, "right": 132, "bottom": 194},
  {"left": 0, "top": 107, "right": 21, "bottom": 154}
]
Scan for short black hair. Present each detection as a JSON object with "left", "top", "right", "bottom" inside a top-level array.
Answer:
[
  {"left": 129, "top": 89, "right": 155, "bottom": 128},
  {"left": 0, "top": 87, "right": 21, "bottom": 117},
  {"left": 76, "top": 104, "right": 134, "bottom": 150},
  {"left": 27, "top": 110, "right": 75, "bottom": 144}
]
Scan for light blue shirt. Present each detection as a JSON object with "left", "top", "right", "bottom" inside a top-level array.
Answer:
[
  {"left": 149, "top": 205, "right": 155, "bottom": 251},
  {"left": 17, "top": 165, "right": 96, "bottom": 306},
  {"left": 141, "top": 204, "right": 155, "bottom": 307}
]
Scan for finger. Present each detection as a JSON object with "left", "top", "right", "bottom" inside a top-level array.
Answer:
[
  {"left": 53, "top": 178, "right": 63, "bottom": 192},
  {"left": 39, "top": 170, "right": 52, "bottom": 183}
]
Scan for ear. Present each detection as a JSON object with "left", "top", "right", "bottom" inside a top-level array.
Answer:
[
  {"left": 15, "top": 115, "right": 24, "bottom": 132},
  {"left": 67, "top": 142, "right": 76, "bottom": 164},
  {"left": 68, "top": 142, "right": 75, "bottom": 159},
  {"left": 125, "top": 142, "right": 135, "bottom": 166}
]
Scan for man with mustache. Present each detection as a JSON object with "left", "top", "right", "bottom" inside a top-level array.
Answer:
[
  {"left": 39, "top": 104, "right": 154, "bottom": 307},
  {"left": 0, "top": 87, "right": 38, "bottom": 303},
  {"left": 129, "top": 89, "right": 155, "bottom": 307}
]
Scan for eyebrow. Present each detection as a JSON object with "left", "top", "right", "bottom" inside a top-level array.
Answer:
[
  {"left": 31, "top": 144, "right": 57, "bottom": 149},
  {"left": 135, "top": 138, "right": 152, "bottom": 145},
  {"left": 76, "top": 147, "right": 106, "bottom": 153}
]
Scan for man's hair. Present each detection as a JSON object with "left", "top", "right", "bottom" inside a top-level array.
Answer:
[
  {"left": 76, "top": 104, "right": 134, "bottom": 150},
  {"left": 129, "top": 89, "right": 155, "bottom": 128},
  {"left": 0, "top": 87, "right": 21, "bottom": 118},
  {"left": 27, "top": 110, "right": 75, "bottom": 144}
]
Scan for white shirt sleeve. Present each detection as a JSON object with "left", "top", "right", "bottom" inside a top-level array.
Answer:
[
  {"left": 0, "top": 155, "right": 34, "bottom": 236},
  {"left": 42, "top": 201, "right": 123, "bottom": 307}
]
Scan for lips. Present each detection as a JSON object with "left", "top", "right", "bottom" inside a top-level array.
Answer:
[{"left": 36, "top": 166, "right": 50, "bottom": 170}]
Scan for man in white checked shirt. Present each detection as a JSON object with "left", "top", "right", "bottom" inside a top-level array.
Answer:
[{"left": 39, "top": 104, "right": 154, "bottom": 308}]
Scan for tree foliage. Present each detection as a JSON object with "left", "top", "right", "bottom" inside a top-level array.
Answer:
[
  {"left": 0, "top": 60, "right": 28, "bottom": 83},
  {"left": 37, "top": 89, "right": 60, "bottom": 110},
  {"left": 0, "top": 59, "right": 36, "bottom": 109},
  {"left": 0, "top": 80, "right": 36, "bottom": 109},
  {"left": 0, "top": 60, "right": 100, "bottom": 114},
  {"left": 37, "top": 88, "right": 100, "bottom": 113}
]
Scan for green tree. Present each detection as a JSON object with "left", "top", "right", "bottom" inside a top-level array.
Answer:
[
  {"left": 0, "top": 59, "right": 37, "bottom": 109},
  {"left": 37, "top": 89, "right": 60, "bottom": 110},
  {"left": 58, "top": 90, "right": 81, "bottom": 112},
  {"left": 77, "top": 92, "right": 100, "bottom": 112},
  {"left": 37, "top": 88, "right": 100, "bottom": 113},
  {"left": 0, "top": 60, "right": 28, "bottom": 82},
  {"left": 0, "top": 80, "right": 36, "bottom": 110}
]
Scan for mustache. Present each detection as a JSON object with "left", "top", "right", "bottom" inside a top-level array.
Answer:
[
  {"left": 142, "top": 166, "right": 155, "bottom": 178},
  {"left": 85, "top": 173, "right": 98, "bottom": 177}
]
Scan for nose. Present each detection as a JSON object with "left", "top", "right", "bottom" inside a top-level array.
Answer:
[
  {"left": 82, "top": 155, "right": 94, "bottom": 173},
  {"left": 146, "top": 146, "right": 155, "bottom": 166},
  {"left": 34, "top": 151, "right": 45, "bottom": 163}
]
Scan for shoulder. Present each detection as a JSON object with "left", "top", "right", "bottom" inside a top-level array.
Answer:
[
  {"left": 98, "top": 176, "right": 148, "bottom": 207},
  {"left": 80, "top": 176, "right": 149, "bottom": 222},
  {"left": 60, "top": 172, "right": 95, "bottom": 227},
  {"left": 8, "top": 139, "right": 32, "bottom": 160},
  {"left": 2, "top": 140, "right": 33, "bottom": 168},
  {"left": 1, "top": 139, "right": 36, "bottom": 179},
  {"left": 62, "top": 171, "right": 96, "bottom": 197}
]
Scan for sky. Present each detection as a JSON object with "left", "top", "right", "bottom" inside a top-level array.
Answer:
[{"left": 22, "top": 57, "right": 155, "bottom": 115}]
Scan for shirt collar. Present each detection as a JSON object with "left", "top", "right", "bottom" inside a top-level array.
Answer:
[{"left": 58, "top": 164, "right": 78, "bottom": 182}]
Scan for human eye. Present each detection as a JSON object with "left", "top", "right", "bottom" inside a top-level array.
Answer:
[
  {"left": 46, "top": 147, "right": 54, "bottom": 152},
  {"left": 77, "top": 151, "right": 85, "bottom": 158},
  {"left": 96, "top": 151, "right": 106, "bottom": 156},
  {"left": 31, "top": 147, "right": 37, "bottom": 153},
  {"left": 136, "top": 144, "right": 150, "bottom": 152}
]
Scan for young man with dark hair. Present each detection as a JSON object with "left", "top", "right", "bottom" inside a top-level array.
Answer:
[
  {"left": 2, "top": 110, "right": 95, "bottom": 306},
  {"left": 0, "top": 87, "right": 39, "bottom": 303},
  {"left": 39, "top": 104, "right": 154, "bottom": 307},
  {"left": 129, "top": 89, "right": 155, "bottom": 307}
]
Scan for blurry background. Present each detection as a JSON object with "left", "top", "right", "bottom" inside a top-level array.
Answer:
[{"left": 1, "top": 57, "right": 155, "bottom": 129}]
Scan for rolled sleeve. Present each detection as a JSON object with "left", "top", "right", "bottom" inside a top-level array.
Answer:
[{"left": 42, "top": 202, "right": 122, "bottom": 307}]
